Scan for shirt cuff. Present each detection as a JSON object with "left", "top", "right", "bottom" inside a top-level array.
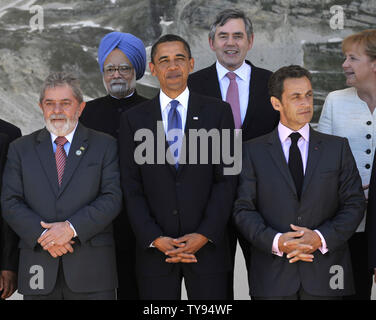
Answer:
[
  {"left": 314, "top": 229, "right": 328, "bottom": 254},
  {"left": 66, "top": 220, "right": 78, "bottom": 237},
  {"left": 272, "top": 233, "right": 284, "bottom": 256}
]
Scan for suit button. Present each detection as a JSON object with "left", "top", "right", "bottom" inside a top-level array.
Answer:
[
  {"left": 366, "top": 164, "right": 371, "bottom": 169},
  {"left": 366, "top": 134, "right": 372, "bottom": 139},
  {"left": 366, "top": 149, "right": 371, "bottom": 154},
  {"left": 367, "top": 121, "right": 372, "bottom": 125},
  {"left": 172, "top": 209, "right": 179, "bottom": 216}
]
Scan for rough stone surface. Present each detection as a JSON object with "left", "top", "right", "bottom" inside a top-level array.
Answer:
[{"left": 0, "top": 0, "right": 375, "bottom": 134}]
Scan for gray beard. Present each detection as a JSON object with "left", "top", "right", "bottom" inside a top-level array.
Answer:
[{"left": 103, "top": 77, "right": 136, "bottom": 99}]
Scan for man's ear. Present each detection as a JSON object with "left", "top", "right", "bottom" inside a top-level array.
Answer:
[
  {"left": 270, "top": 96, "right": 282, "bottom": 112},
  {"left": 78, "top": 101, "right": 86, "bottom": 116},
  {"left": 149, "top": 61, "right": 156, "bottom": 76}
]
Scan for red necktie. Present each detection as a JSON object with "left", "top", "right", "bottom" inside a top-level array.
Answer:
[
  {"left": 226, "top": 72, "right": 242, "bottom": 129},
  {"left": 55, "top": 136, "right": 68, "bottom": 186}
]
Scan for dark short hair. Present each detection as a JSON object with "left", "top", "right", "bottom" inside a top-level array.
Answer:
[
  {"left": 268, "top": 65, "right": 312, "bottom": 101},
  {"left": 150, "top": 34, "right": 192, "bottom": 64},
  {"left": 209, "top": 9, "right": 253, "bottom": 41}
]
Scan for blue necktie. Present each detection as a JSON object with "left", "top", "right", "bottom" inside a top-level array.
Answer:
[{"left": 167, "top": 100, "right": 182, "bottom": 168}]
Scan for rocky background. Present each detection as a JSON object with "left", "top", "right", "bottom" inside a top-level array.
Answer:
[{"left": 0, "top": 0, "right": 375, "bottom": 133}]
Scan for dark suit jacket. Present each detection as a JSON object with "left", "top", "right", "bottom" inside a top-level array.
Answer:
[
  {"left": 233, "top": 127, "right": 365, "bottom": 297},
  {"left": 366, "top": 150, "right": 376, "bottom": 269},
  {"left": 1, "top": 123, "right": 122, "bottom": 295},
  {"left": 119, "top": 92, "right": 237, "bottom": 277},
  {"left": 188, "top": 60, "right": 279, "bottom": 142},
  {"left": 0, "top": 119, "right": 21, "bottom": 272}
]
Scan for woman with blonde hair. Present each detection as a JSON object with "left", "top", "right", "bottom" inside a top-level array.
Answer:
[{"left": 318, "top": 29, "right": 376, "bottom": 300}]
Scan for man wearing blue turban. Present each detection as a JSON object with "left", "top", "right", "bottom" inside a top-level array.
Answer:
[{"left": 80, "top": 31, "right": 147, "bottom": 300}]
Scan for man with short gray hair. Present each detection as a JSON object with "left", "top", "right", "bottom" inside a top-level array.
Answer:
[
  {"left": 1, "top": 72, "right": 122, "bottom": 299},
  {"left": 188, "top": 8, "right": 280, "bottom": 299}
]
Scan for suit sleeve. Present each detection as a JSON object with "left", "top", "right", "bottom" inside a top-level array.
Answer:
[
  {"left": 68, "top": 138, "right": 122, "bottom": 243},
  {"left": 232, "top": 143, "right": 279, "bottom": 254},
  {"left": 1, "top": 129, "right": 21, "bottom": 271},
  {"left": 119, "top": 112, "right": 164, "bottom": 249},
  {"left": 366, "top": 148, "right": 376, "bottom": 269},
  {"left": 195, "top": 103, "right": 238, "bottom": 244},
  {"left": 316, "top": 138, "right": 365, "bottom": 251},
  {"left": 1, "top": 142, "right": 46, "bottom": 249},
  {"left": 317, "top": 93, "right": 333, "bottom": 134}
]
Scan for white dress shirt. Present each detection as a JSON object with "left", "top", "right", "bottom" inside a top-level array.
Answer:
[
  {"left": 159, "top": 87, "right": 189, "bottom": 134},
  {"left": 271, "top": 122, "right": 328, "bottom": 256},
  {"left": 216, "top": 60, "right": 251, "bottom": 124}
]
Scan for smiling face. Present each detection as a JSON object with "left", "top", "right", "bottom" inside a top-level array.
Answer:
[
  {"left": 39, "top": 84, "right": 86, "bottom": 136},
  {"left": 149, "top": 41, "right": 194, "bottom": 98},
  {"left": 209, "top": 18, "right": 253, "bottom": 71},
  {"left": 342, "top": 44, "right": 376, "bottom": 89},
  {"left": 271, "top": 77, "right": 313, "bottom": 131}
]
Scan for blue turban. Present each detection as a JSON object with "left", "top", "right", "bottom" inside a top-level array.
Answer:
[{"left": 98, "top": 32, "right": 146, "bottom": 80}]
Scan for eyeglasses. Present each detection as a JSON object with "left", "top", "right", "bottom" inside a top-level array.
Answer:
[{"left": 104, "top": 65, "right": 133, "bottom": 76}]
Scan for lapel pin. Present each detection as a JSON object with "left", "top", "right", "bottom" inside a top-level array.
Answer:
[
  {"left": 80, "top": 146, "right": 85, "bottom": 151},
  {"left": 193, "top": 116, "right": 198, "bottom": 120},
  {"left": 76, "top": 150, "right": 82, "bottom": 156}
]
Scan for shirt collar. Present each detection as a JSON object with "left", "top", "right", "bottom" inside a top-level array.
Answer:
[
  {"left": 50, "top": 123, "right": 78, "bottom": 145},
  {"left": 216, "top": 60, "right": 250, "bottom": 82},
  {"left": 278, "top": 122, "right": 310, "bottom": 143},
  {"left": 160, "top": 87, "right": 189, "bottom": 113}
]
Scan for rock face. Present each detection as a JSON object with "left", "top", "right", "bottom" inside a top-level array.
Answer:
[{"left": 0, "top": 0, "right": 375, "bottom": 133}]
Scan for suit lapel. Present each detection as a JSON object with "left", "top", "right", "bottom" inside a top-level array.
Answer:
[
  {"left": 177, "top": 93, "right": 203, "bottom": 175},
  {"left": 147, "top": 95, "right": 177, "bottom": 176},
  {"left": 35, "top": 128, "right": 59, "bottom": 197},
  {"left": 204, "top": 63, "right": 222, "bottom": 99},
  {"left": 241, "top": 61, "right": 259, "bottom": 132},
  {"left": 301, "top": 127, "right": 323, "bottom": 197},
  {"left": 58, "top": 123, "right": 89, "bottom": 197},
  {"left": 267, "top": 128, "right": 297, "bottom": 194}
]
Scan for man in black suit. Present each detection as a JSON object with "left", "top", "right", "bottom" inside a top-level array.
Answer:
[
  {"left": 119, "top": 34, "right": 236, "bottom": 299},
  {"left": 0, "top": 119, "right": 21, "bottom": 299},
  {"left": 233, "top": 65, "right": 365, "bottom": 299},
  {"left": 188, "top": 9, "right": 279, "bottom": 298},
  {"left": 80, "top": 31, "right": 147, "bottom": 300},
  {"left": 1, "top": 72, "right": 122, "bottom": 299}
]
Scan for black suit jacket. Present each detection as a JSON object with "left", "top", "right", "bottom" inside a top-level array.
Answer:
[
  {"left": 366, "top": 151, "right": 376, "bottom": 269},
  {"left": 119, "top": 92, "right": 237, "bottom": 277},
  {"left": 1, "top": 124, "right": 122, "bottom": 295},
  {"left": 188, "top": 61, "right": 279, "bottom": 142},
  {"left": 0, "top": 119, "right": 21, "bottom": 272},
  {"left": 233, "top": 127, "right": 365, "bottom": 297}
]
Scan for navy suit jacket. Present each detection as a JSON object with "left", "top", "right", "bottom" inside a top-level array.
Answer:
[{"left": 119, "top": 91, "right": 237, "bottom": 277}]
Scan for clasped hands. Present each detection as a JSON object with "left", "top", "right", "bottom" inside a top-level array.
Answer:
[
  {"left": 153, "top": 233, "right": 208, "bottom": 264},
  {"left": 278, "top": 224, "right": 322, "bottom": 263},
  {"left": 37, "top": 221, "right": 75, "bottom": 258}
]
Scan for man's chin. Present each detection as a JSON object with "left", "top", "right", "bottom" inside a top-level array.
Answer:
[{"left": 46, "top": 122, "right": 74, "bottom": 136}]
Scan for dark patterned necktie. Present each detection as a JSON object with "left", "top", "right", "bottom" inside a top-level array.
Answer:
[
  {"left": 55, "top": 136, "right": 68, "bottom": 186},
  {"left": 288, "top": 132, "right": 303, "bottom": 199}
]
